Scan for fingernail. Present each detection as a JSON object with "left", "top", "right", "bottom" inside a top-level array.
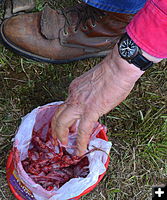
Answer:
[
  {"left": 53, "top": 139, "right": 58, "bottom": 146},
  {"left": 61, "top": 138, "right": 68, "bottom": 146}
]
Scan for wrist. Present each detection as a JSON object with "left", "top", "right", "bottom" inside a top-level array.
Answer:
[
  {"left": 111, "top": 46, "right": 145, "bottom": 82},
  {"left": 118, "top": 33, "right": 163, "bottom": 71}
]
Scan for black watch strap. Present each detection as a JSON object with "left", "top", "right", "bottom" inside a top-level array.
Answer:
[{"left": 131, "top": 54, "right": 153, "bottom": 71}]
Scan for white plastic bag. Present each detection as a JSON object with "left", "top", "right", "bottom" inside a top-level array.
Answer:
[{"left": 12, "top": 102, "right": 112, "bottom": 200}]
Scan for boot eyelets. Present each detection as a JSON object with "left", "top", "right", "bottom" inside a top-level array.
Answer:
[
  {"left": 63, "top": 31, "right": 68, "bottom": 36},
  {"left": 74, "top": 28, "right": 78, "bottom": 33},
  {"left": 91, "top": 23, "right": 96, "bottom": 28},
  {"left": 83, "top": 26, "right": 88, "bottom": 30}
]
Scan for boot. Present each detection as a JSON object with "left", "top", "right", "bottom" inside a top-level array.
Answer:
[
  {"left": 0, "top": 3, "right": 134, "bottom": 64},
  {"left": 4, "top": 0, "right": 35, "bottom": 19},
  {"left": 13, "top": 0, "right": 35, "bottom": 13}
]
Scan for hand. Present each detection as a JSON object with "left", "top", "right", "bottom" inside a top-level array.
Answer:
[{"left": 51, "top": 45, "right": 144, "bottom": 156}]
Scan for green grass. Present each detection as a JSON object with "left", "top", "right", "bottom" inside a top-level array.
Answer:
[{"left": 0, "top": 0, "right": 167, "bottom": 200}]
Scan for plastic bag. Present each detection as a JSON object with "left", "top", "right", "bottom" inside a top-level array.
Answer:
[{"left": 11, "top": 102, "right": 112, "bottom": 200}]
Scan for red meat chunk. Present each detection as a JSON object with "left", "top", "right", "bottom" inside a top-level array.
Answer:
[{"left": 22, "top": 126, "right": 93, "bottom": 191}]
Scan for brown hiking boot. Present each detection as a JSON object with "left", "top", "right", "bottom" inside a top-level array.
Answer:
[
  {"left": 12, "top": 0, "right": 35, "bottom": 13},
  {"left": 0, "top": 3, "right": 134, "bottom": 64},
  {"left": 4, "top": 0, "right": 35, "bottom": 19}
]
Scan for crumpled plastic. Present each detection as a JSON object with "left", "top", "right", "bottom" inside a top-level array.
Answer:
[{"left": 12, "top": 102, "right": 112, "bottom": 200}]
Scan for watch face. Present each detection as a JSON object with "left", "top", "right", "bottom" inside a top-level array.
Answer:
[{"left": 119, "top": 38, "right": 138, "bottom": 59}]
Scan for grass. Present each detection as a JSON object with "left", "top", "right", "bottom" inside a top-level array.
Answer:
[{"left": 0, "top": 0, "right": 167, "bottom": 199}]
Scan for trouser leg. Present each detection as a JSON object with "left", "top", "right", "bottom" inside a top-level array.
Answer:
[{"left": 82, "top": 0, "right": 147, "bottom": 14}]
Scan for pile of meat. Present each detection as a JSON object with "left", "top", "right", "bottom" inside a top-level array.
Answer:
[{"left": 22, "top": 128, "right": 91, "bottom": 191}]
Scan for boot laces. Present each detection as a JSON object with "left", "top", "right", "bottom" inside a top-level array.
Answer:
[{"left": 62, "top": 3, "right": 106, "bottom": 34}]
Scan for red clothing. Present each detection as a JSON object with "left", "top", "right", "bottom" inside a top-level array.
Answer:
[{"left": 126, "top": 0, "right": 167, "bottom": 58}]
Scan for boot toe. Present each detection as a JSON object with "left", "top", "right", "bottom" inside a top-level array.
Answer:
[
  {"left": 0, "top": 12, "right": 86, "bottom": 63},
  {"left": 1, "top": 12, "right": 44, "bottom": 57},
  {"left": 1, "top": 12, "right": 75, "bottom": 63}
]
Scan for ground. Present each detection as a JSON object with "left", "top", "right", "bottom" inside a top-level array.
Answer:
[{"left": 0, "top": 0, "right": 167, "bottom": 200}]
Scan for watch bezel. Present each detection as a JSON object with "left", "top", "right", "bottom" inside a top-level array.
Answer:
[{"left": 118, "top": 34, "right": 141, "bottom": 62}]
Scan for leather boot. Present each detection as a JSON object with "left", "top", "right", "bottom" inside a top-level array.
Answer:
[
  {"left": 12, "top": 0, "right": 35, "bottom": 13},
  {"left": 0, "top": 3, "right": 134, "bottom": 64},
  {"left": 4, "top": 0, "right": 35, "bottom": 18}
]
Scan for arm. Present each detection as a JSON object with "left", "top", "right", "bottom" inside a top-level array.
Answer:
[
  {"left": 51, "top": 0, "right": 167, "bottom": 156},
  {"left": 51, "top": 46, "right": 144, "bottom": 156}
]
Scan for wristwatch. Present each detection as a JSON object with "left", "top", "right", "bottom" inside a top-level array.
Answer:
[{"left": 118, "top": 33, "right": 153, "bottom": 71}]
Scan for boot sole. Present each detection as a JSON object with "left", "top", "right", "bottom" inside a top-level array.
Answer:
[{"left": 0, "top": 21, "right": 110, "bottom": 64}]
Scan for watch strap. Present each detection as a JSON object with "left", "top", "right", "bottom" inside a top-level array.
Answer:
[{"left": 131, "top": 54, "right": 153, "bottom": 71}]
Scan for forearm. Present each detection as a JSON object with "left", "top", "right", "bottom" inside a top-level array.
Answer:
[{"left": 81, "top": 46, "right": 146, "bottom": 112}]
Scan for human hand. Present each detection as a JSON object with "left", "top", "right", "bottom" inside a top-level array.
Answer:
[{"left": 51, "top": 45, "right": 144, "bottom": 156}]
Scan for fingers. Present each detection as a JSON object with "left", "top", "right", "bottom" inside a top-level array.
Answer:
[
  {"left": 76, "top": 113, "right": 99, "bottom": 156},
  {"left": 51, "top": 104, "right": 67, "bottom": 140},
  {"left": 51, "top": 104, "right": 79, "bottom": 145},
  {"left": 52, "top": 104, "right": 99, "bottom": 156}
]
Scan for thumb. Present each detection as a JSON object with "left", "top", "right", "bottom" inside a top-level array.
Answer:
[
  {"left": 51, "top": 104, "right": 79, "bottom": 145},
  {"left": 76, "top": 113, "right": 99, "bottom": 156}
]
